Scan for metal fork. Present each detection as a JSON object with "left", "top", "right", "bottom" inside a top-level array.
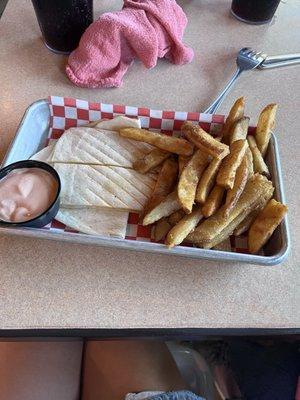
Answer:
[{"left": 204, "top": 47, "right": 266, "bottom": 114}]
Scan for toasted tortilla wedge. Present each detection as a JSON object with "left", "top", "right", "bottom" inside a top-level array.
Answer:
[
  {"left": 31, "top": 143, "right": 130, "bottom": 237},
  {"left": 55, "top": 163, "right": 156, "bottom": 211},
  {"left": 51, "top": 126, "right": 152, "bottom": 166},
  {"left": 30, "top": 141, "right": 57, "bottom": 163},
  {"left": 56, "top": 208, "right": 128, "bottom": 238},
  {"left": 93, "top": 116, "right": 141, "bottom": 131}
]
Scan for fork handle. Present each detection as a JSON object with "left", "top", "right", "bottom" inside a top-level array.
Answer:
[
  {"left": 260, "top": 58, "right": 300, "bottom": 69},
  {"left": 264, "top": 53, "right": 300, "bottom": 63},
  {"left": 204, "top": 67, "right": 242, "bottom": 114}
]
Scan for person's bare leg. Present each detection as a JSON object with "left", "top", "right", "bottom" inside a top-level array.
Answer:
[
  {"left": 0, "top": 340, "right": 83, "bottom": 400},
  {"left": 82, "top": 341, "right": 186, "bottom": 400}
]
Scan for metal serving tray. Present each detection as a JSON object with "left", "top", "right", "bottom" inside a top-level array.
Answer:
[{"left": 0, "top": 100, "right": 290, "bottom": 265}]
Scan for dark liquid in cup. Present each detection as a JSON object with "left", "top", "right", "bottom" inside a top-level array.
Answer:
[
  {"left": 231, "top": 0, "right": 281, "bottom": 24},
  {"left": 31, "top": 0, "right": 93, "bottom": 53}
]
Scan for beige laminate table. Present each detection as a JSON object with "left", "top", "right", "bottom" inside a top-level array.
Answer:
[{"left": 0, "top": 0, "right": 299, "bottom": 333}]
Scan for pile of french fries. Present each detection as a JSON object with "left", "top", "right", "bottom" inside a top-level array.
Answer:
[{"left": 119, "top": 98, "right": 287, "bottom": 254}]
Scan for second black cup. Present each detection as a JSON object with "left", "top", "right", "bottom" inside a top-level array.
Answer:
[{"left": 231, "top": 0, "right": 281, "bottom": 25}]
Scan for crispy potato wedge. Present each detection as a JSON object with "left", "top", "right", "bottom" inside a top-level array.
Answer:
[
  {"left": 201, "top": 185, "right": 225, "bottom": 218},
  {"left": 119, "top": 128, "right": 193, "bottom": 156},
  {"left": 177, "top": 149, "right": 210, "bottom": 213},
  {"left": 222, "top": 97, "right": 245, "bottom": 144},
  {"left": 195, "top": 158, "right": 222, "bottom": 204},
  {"left": 133, "top": 148, "right": 170, "bottom": 173},
  {"left": 143, "top": 191, "right": 181, "bottom": 226},
  {"left": 181, "top": 122, "right": 229, "bottom": 159},
  {"left": 213, "top": 238, "right": 232, "bottom": 251},
  {"left": 217, "top": 139, "right": 248, "bottom": 189},
  {"left": 245, "top": 147, "right": 254, "bottom": 177},
  {"left": 154, "top": 218, "right": 172, "bottom": 241},
  {"left": 188, "top": 174, "right": 274, "bottom": 247},
  {"left": 223, "top": 154, "right": 248, "bottom": 217},
  {"left": 233, "top": 209, "right": 259, "bottom": 236},
  {"left": 255, "top": 104, "right": 278, "bottom": 157},
  {"left": 168, "top": 210, "right": 186, "bottom": 226},
  {"left": 166, "top": 207, "right": 203, "bottom": 248},
  {"left": 233, "top": 193, "right": 271, "bottom": 236},
  {"left": 178, "top": 155, "right": 191, "bottom": 176},
  {"left": 144, "top": 157, "right": 178, "bottom": 213},
  {"left": 248, "top": 198, "right": 287, "bottom": 254},
  {"left": 247, "top": 136, "right": 270, "bottom": 178},
  {"left": 196, "top": 215, "right": 242, "bottom": 248},
  {"left": 230, "top": 116, "right": 250, "bottom": 144},
  {"left": 196, "top": 211, "right": 251, "bottom": 249}
]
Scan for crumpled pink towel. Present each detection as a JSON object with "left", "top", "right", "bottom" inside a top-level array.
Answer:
[{"left": 66, "top": 0, "right": 194, "bottom": 88}]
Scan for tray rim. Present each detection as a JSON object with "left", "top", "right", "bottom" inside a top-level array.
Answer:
[{"left": 0, "top": 99, "right": 291, "bottom": 266}]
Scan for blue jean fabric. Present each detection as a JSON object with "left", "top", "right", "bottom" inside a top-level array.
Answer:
[{"left": 148, "top": 391, "right": 205, "bottom": 400}]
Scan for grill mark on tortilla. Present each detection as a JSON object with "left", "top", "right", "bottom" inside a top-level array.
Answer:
[
  {"left": 86, "top": 169, "right": 139, "bottom": 208},
  {"left": 83, "top": 131, "right": 135, "bottom": 163},
  {"left": 67, "top": 165, "right": 146, "bottom": 209},
  {"left": 83, "top": 169, "right": 136, "bottom": 208},
  {"left": 73, "top": 142, "right": 129, "bottom": 166},
  {"left": 53, "top": 161, "right": 134, "bottom": 168},
  {"left": 52, "top": 128, "right": 150, "bottom": 165},
  {"left": 105, "top": 166, "right": 152, "bottom": 202},
  {"left": 87, "top": 166, "right": 147, "bottom": 207},
  {"left": 85, "top": 186, "right": 128, "bottom": 208},
  {"left": 54, "top": 163, "right": 157, "bottom": 189},
  {"left": 105, "top": 165, "right": 157, "bottom": 191},
  {"left": 54, "top": 132, "right": 131, "bottom": 165}
]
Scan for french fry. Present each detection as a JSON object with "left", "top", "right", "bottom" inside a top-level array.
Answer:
[
  {"left": 255, "top": 104, "right": 278, "bottom": 157},
  {"left": 201, "top": 185, "right": 225, "bottom": 218},
  {"left": 247, "top": 136, "right": 270, "bottom": 178},
  {"left": 233, "top": 193, "right": 271, "bottom": 236},
  {"left": 222, "top": 97, "right": 245, "bottom": 144},
  {"left": 181, "top": 122, "right": 229, "bottom": 159},
  {"left": 245, "top": 147, "right": 254, "bottom": 177},
  {"left": 233, "top": 209, "right": 259, "bottom": 236},
  {"left": 195, "top": 158, "right": 222, "bottom": 204},
  {"left": 166, "top": 207, "right": 203, "bottom": 248},
  {"left": 143, "top": 191, "right": 181, "bottom": 226},
  {"left": 213, "top": 238, "right": 232, "bottom": 251},
  {"left": 230, "top": 116, "right": 250, "bottom": 144},
  {"left": 188, "top": 174, "right": 274, "bottom": 248},
  {"left": 248, "top": 198, "right": 287, "bottom": 254},
  {"left": 133, "top": 148, "right": 170, "bottom": 173},
  {"left": 144, "top": 157, "right": 178, "bottom": 213},
  {"left": 154, "top": 218, "right": 172, "bottom": 241},
  {"left": 177, "top": 149, "right": 210, "bottom": 213},
  {"left": 217, "top": 139, "right": 248, "bottom": 189},
  {"left": 195, "top": 211, "right": 251, "bottom": 249},
  {"left": 168, "top": 210, "right": 186, "bottom": 226},
  {"left": 223, "top": 155, "right": 248, "bottom": 217},
  {"left": 119, "top": 128, "right": 193, "bottom": 156},
  {"left": 178, "top": 155, "right": 191, "bottom": 176}
]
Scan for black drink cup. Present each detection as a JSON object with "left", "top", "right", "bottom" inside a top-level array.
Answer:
[
  {"left": 0, "top": 0, "right": 9, "bottom": 18},
  {"left": 231, "top": 0, "right": 281, "bottom": 25},
  {"left": 31, "top": 0, "right": 93, "bottom": 54}
]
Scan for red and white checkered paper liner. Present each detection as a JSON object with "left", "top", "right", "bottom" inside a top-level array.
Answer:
[{"left": 45, "top": 96, "right": 250, "bottom": 254}]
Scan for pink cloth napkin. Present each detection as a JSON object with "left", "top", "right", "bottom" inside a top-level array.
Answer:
[{"left": 66, "top": 0, "right": 194, "bottom": 88}]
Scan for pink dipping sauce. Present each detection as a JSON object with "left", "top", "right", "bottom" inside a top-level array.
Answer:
[{"left": 0, "top": 168, "right": 58, "bottom": 223}]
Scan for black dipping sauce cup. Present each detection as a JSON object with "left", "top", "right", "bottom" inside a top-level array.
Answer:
[{"left": 0, "top": 160, "right": 61, "bottom": 228}]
